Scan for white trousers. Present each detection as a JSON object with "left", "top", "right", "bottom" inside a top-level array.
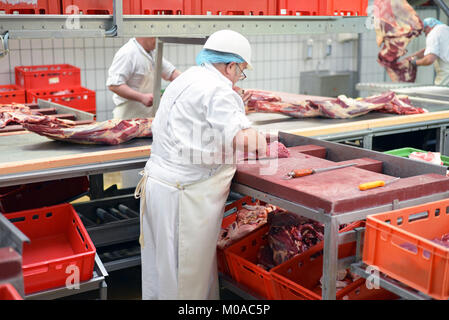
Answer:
[{"left": 138, "top": 163, "right": 236, "bottom": 300}]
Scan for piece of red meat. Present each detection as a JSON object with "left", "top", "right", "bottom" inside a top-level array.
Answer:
[
  {"left": 246, "top": 90, "right": 282, "bottom": 109},
  {"left": 266, "top": 141, "right": 290, "bottom": 158},
  {"left": 22, "top": 118, "right": 153, "bottom": 145},
  {"left": 261, "top": 212, "right": 325, "bottom": 268},
  {"left": 254, "top": 91, "right": 426, "bottom": 119},
  {"left": 373, "top": 0, "right": 423, "bottom": 82}
]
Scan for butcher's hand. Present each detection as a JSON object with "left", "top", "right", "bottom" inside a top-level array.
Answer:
[
  {"left": 409, "top": 56, "right": 417, "bottom": 67},
  {"left": 140, "top": 93, "right": 154, "bottom": 107},
  {"left": 233, "top": 86, "right": 252, "bottom": 104}
]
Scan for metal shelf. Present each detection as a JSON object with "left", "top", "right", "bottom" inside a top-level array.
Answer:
[{"left": 0, "top": 14, "right": 370, "bottom": 39}]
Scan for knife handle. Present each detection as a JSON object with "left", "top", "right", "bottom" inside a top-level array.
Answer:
[
  {"left": 291, "top": 169, "right": 314, "bottom": 177},
  {"left": 359, "top": 180, "right": 385, "bottom": 191}
]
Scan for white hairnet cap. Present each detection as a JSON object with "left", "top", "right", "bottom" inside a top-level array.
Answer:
[{"left": 203, "top": 30, "right": 253, "bottom": 70}]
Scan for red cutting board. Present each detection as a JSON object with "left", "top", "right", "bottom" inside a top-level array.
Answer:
[{"left": 235, "top": 147, "right": 449, "bottom": 215}]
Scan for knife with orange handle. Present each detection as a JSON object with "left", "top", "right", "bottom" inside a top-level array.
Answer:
[
  {"left": 358, "top": 177, "right": 400, "bottom": 191},
  {"left": 284, "top": 163, "right": 357, "bottom": 180}
]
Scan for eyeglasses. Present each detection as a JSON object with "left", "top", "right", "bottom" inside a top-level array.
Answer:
[{"left": 236, "top": 64, "right": 247, "bottom": 81}]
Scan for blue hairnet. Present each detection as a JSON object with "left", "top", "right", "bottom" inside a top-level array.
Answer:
[
  {"left": 196, "top": 49, "right": 245, "bottom": 66},
  {"left": 423, "top": 17, "right": 443, "bottom": 29}
]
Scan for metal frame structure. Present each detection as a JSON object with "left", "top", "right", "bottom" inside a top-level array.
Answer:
[{"left": 230, "top": 132, "right": 449, "bottom": 299}]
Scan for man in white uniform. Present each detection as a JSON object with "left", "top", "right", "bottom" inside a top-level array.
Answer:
[
  {"left": 107, "top": 37, "right": 181, "bottom": 188},
  {"left": 135, "top": 30, "right": 268, "bottom": 300},
  {"left": 409, "top": 17, "right": 449, "bottom": 86},
  {"left": 107, "top": 37, "right": 181, "bottom": 119}
]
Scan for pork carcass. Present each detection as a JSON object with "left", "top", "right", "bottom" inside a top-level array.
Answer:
[
  {"left": 253, "top": 91, "right": 426, "bottom": 119},
  {"left": 373, "top": 0, "right": 423, "bottom": 82},
  {"left": 22, "top": 118, "right": 153, "bottom": 145}
]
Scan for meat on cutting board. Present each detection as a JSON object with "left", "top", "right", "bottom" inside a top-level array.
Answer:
[{"left": 373, "top": 0, "right": 423, "bottom": 82}]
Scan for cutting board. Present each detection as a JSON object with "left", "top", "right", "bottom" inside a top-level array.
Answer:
[{"left": 235, "top": 145, "right": 449, "bottom": 215}]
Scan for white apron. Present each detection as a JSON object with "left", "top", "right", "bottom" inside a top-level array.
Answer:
[
  {"left": 434, "top": 58, "right": 449, "bottom": 86},
  {"left": 135, "top": 163, "right": 236, "bottom": 300},
  {"left": 112, "top": 66, "right": 154, "bottom": 120}
]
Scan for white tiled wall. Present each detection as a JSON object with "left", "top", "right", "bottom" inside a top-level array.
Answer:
[
  {"left": 0, "top": 5, "right": 443, "bottom": 120},
  {"left": 0, "top": 34, "right": 357, "bottom": 121}
]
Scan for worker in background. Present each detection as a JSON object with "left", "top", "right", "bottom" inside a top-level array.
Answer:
[
  {"left": 107, "top": 37, "right": 181, "bottom": 188},
  {"left": 135, "top": 29, "right": 267, "bottom": 300},
  {"left": 409, "top": 17, "right": 449, "bottom": 86},
  {"left": 107, "top": 37, "right": 181, "bottom": 119}
]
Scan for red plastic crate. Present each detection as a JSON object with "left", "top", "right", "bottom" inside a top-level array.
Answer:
[
  {"left": 0, "top": 176, "right": 89, "bottom": 213},
  {"left": 277, "top": 0, "right": 367, "bottom": 16},
  {"left": 218, "top": 196, "right": 265, "bottom": 276},
  {"left": 4, "top": 203, "right": 96, "bottom": 295},
  {"left": 193, "top": 0, "right": 276, "bottom": 15},
  {"left": 26, "top": 86, "right": 96, "bottom": 114},
  {"left": 277, "top": 0, "right": 320, "bottom": 16},
  {"left": 0, "top": 85, "right": 26, "bottom": 104},
  {"left": 271, "top": 221, "right": 398, "bottom": 300},
  {"left": 0, "top": 0, "right": 60, "bottom": 14},
  {"left": 319, "top": 0, "right": 368, "bottom": 16},
  {"left": 63, "top": 0, "right": 191, "bottom": 15},
  {"left": 363, "top": 198, "right": 449, "bottom": 300},
  {"left": 15, "top": 64, "right": 81, "bottom": 90},
  {"left": 0, "top": 284, "right": 23, "bottom": 300}
]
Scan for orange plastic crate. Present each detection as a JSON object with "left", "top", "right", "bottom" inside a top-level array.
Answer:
[
  {"left": 225, "top": 225, "right": 276, "bottom": 299},
  {"left": 193, "top": 0, "right": 276, "bottom": 15},
  {"left": 219, "top": 196, "right": 264, "bottom": 276},
  {"left": 0, "top": 0, "right": 60, "bottom": 14},
  {"left": 26, "top": 86, "right": 96, "bottom": 114},
  {"left": 271, "top": 221, "right": 397, "bottom": 300},
  {"left": 364, "top": 198, "right": 449, "bottom": 300},
  {"left": 4, "top": 203, "right": 96, "bottom": 295},
  {"left": 0, "top": 85, "right": 26, "bottom": 104},
  {"left": 15, "top": 64, "right": 81, "bottom": 90},
  {"left": 0, "top": 284, "right": 23, "bottom": 300},
  {"left": 224, "top": 219, "right": 362, "bottom": 299}
]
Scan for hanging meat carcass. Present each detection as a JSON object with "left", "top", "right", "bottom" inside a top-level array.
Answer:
[{"left": 373, "top": 0, "right": 423, "bottom": 82}]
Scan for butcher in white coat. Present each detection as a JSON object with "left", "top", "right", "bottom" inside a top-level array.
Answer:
[
  {"left": 135, "top": 30, "right": 268, "bottom": 300},
  {"left": 409, "top": 17, "right": 449, "bottom": 86}
]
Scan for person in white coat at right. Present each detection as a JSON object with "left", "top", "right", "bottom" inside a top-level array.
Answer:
[
  {"left": 409, "top": 17, "right": 449, "bottom": 86},
  {"left": 135, "top": 29, "right": 268, "bottom": 300}
]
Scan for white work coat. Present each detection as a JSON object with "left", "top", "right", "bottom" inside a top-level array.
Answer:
[
  {"left": 136, "top": 63, "right": 251, "bottom": 300},
  {"left": 106, "top": 38, "right": 176, "bottom": 119},
  {"left": 425, "top": 24, "right": 449, "bottom": 86}
]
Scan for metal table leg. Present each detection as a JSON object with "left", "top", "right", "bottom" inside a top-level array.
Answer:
[{"left": 322, "top": 216, "right": 339, "bottom": 300}]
